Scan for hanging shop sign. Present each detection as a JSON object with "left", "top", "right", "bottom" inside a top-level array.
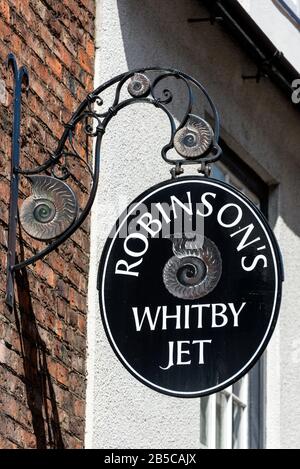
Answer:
[
  {"left": 3, "top": 59, "right": 284, "bottom": 399},
  {"left": 98, "top": 176, "right": 283, "bottom": 398}
]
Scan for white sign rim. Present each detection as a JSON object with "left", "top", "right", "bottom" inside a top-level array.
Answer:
[{"left": 100, "top": 178, "right": 279, "bottom": 396}]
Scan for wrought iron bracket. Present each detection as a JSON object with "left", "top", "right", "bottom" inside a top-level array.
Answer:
[
  {"left": 242, "top": 51, "right": 283, "bottom": 83},
  {"left": 187, "top": 15, "right": 223, "bottom": 25},
  {"left": 3, "top": 54, "right": 222, "bottom": 308},
  {"left": 187, "top": 1, "right": 223, "bottom": 25},
  {"left": 5, "top": 54, "right": 29, "bottom": 308}
]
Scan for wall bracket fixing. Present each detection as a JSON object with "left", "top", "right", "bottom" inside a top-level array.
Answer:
[{"left": 4, "top": 54, "right": 222, "bottom": 309}]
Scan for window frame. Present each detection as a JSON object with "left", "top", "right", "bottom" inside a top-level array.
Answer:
[{"left": 219, "top": 140, "right": 269, "bottom": 218}]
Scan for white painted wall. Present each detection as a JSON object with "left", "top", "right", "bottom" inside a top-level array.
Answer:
[
  {"left": 238, "top": 0, "right": 300, "bottom": 72},
  {"left": 86, "top": 0, "right": 300, "bottom": 449}
]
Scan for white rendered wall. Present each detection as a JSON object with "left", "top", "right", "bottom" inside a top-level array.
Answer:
[
  {"left": 86, "top": 0, "right": 300, "bottom": 449},
  {"left": 238, "top": 0, "right": 300, "bottom": 72}
]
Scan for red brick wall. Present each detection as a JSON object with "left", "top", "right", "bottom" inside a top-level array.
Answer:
[{"left": 0, "top": 0, "right": 95, "bottom": 449}]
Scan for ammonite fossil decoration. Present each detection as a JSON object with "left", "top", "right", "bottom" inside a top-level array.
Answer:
[
  {"left": 163, "top": 234, "right": 222, "bottom": 300},
  {"left": 127, "top": 73, "right": 151, "bottom": 97},
  {"left": 20, "top": 175, "right": 78, "bottom": 241},
  {"left": 173, "top": 115, "right": 214, "bottom": 159}
]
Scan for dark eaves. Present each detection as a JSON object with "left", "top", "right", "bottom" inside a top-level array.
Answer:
[{"left": 198, "top": 0, "right": 299, "bottom": 112}]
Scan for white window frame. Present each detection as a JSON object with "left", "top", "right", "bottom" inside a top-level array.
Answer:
[{"left": 200, "top": 378, "right": 249, "bottom": 449}]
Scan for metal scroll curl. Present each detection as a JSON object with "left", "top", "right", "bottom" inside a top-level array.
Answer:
[
  {"left": 121, "top": 70, "right": 222, "bottom": 169},
  {"left": 6, "top": 62, "right": 223, "bottom": 306}
]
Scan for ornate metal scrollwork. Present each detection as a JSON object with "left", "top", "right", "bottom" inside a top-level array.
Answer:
[{"left": 4, "top": 54, "right": 223, "bottom": 307}]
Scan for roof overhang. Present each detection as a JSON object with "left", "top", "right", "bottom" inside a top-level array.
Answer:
[{"left": 199, "top": 0, "right": 299, "bottom": 112}]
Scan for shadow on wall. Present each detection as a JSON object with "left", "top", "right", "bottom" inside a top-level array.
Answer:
[
  {"left": 113, "top": 0, "right": 221, "bottom": 167},
  {"left": 116, "top": 0, "right": 204, "bottom": 68},
  {"left": 116, "top": 0, "right": 300, "bottom": 238},
  {"left": 116, "top": 0, "right": 209, "bottom": 119},
  {"left": 14, "top": 246, "right": 64, "bottom": 449}
]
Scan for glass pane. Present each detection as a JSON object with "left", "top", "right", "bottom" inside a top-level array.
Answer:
[
  {"left": 227, "top": 173, "right": 260, "bottom": 206},
  {"left": 213, "top": 162, "right": 260, "bottom": 207},
  {"left": 212, "top": 165, "right": 226, "bottom": 181},
  {"left": 216, "top": 393, "right": 227, "bottom": 449},
  {"left": 232, "top": 402, "right": 243, "bottom": 449},
  {"left": 233, "top": 380, "right": 242, "bottom": 398},
  {"left": 200, "top": 397, "right": 209, "bottom": 447}
]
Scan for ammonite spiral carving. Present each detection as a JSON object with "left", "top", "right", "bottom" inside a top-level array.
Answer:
[
  {"left": 127, "top": 73, "right": 150, "bottom": 97},
  {"left": 20, "top": 175, "right": 78, "bottom": 241},
  {"left": 174, "top": 115, "right": 214, "bottom": 159},
  {"left": 163, "top": 234, "right": 222, "bottom": 300}
]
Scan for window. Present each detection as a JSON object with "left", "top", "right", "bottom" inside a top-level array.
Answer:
[
  {"left": 200, "top": 380, "right": 248, "bottom": 449},
  {"left": 200, "top": 142, "right": 268, "bottom": 449}
]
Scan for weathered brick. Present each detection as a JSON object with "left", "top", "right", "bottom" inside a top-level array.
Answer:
[
  {"left": 0, "top": 433, "right": 20, "bottom": 448},
  {"left": 71, "top": 353, "right": 85, "bottom": 375},
  {"left": 0, "top": 0, "right": 10, "bottom": 23},
  {"left": 77, "top": 313, "right": 86, "bottom": 335},
  {"left": 80, "top": 0, "right": 94, "bottom": 16},
  {"left": 12, "top": 0, "right": 30, "bottom": 16},
  {"left": 1, "top": 392, "right": 33, "bottom": 428},
  {"left": 0, "top": 413, "right": 37, "bottom": 448},
  {"left": 0, "top": 16, "right": 12, "bottom": 43},
  {"left": 69, "top": 287, "right": 87, "bottom": 313},
  {"left": 30, "top": 0, "right": 47, "bottom": 21},
  {"left": 68, "top": 415, "right": 84, "bottom": 439},
  {"left": 45, "top": 52, "right": 62, "bottom": 79},
  {"left": 38, "top": 22, "right": 54, "bottom": 49},
  {"left": 34, "top": 261, "right": 56, "bottom": 288},
  {"left": 78, "top": 47, "right": 92, "bottom": 73},
  {"left": 0, "top": 0, "right": 94, "bottom": 449},
  {"left": 63, "top": 431, "right": 82, "bottom": 449},
  {"left": 0, "top": 319, "right": 22, "bottom": 355},
  {"left": 52, "top": 38, "right": 75, "bottom": 71},
  {"left": 0, "top": 342, "right": 24, "bottom": 376},
  {"left": 55, "top": 297, "right": 68, "bottom": 321},
  {"left": 0, "top": 367, "right": 27, "bottom": 403},
  {"left": 61, "top": 29, "right": 77, "bottom": 57},
  {"left": 48, "top": 358, "right": 69, "bottom": 386},
  {"left": 73, "top": 397, "right": 85, "bottom": 418}
]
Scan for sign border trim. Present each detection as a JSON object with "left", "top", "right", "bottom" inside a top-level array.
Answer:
[{"left": 98, "top": 177, "right": 282, "bottom": 398}]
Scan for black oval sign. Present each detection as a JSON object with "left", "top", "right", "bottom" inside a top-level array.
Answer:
[{"left": 98, "top": 177, "right": 283, "bottom": 397}]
